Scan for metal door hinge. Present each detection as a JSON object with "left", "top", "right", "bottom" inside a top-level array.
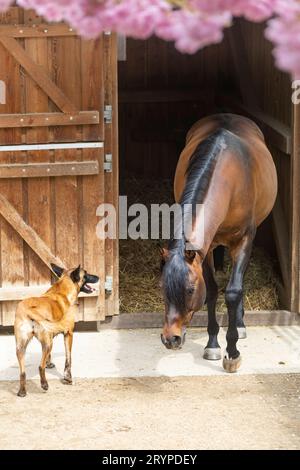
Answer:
[
  {"left": 104, "top": 154, "right": 112, "bottom": 172},
  {"left": 104, "top": 105, "right": 112, "bottom": 124},
  {"left": 105, "top": 275, "right": 113, "bottom": 294}
]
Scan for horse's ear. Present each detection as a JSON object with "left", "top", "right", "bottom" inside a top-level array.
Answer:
[
  {"left": 185, "top": 250, "right": 196, "bottom": 263},
  {"left": 50, "top": 263, "right": 64, "bottom": 278}
]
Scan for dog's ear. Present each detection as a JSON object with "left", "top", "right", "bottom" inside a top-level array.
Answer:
[
  {"left": 70, "top": 265, "right": 81, "bottom": 283},
  {"left": 50, "top": 263, "right": 64, "bottom": 278}
]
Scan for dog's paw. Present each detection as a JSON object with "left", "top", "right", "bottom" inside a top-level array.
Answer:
[
  {"left": 41, "top": 382, "right": 49, "bottom": 391},
  {"left": 62, "top": 375, "right": 73, "bottom": 385}
]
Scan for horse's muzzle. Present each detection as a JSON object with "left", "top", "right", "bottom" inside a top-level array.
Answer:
[{"left": 161, "top": 333, "right": 186, "bottom": 350}]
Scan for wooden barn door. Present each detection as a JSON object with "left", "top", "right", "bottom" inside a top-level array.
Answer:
[{"left": 0, "top": 7, "right": 119, "bottom": 325}]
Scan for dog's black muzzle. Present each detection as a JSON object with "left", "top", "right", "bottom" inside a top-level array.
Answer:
[{"left": 81, "top": 273, "right": 99, "bottom": 293}]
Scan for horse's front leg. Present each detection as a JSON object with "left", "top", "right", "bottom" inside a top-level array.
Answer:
[
  {"left": 223, "top": 229, "right": 255, "bottom": 373},
  {"left": 203, "top": 251, "right": 221, "bottom": 360}
]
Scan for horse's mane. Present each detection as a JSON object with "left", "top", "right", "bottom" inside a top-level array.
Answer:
[
  {"left": 163, "top": 128, "right": 228, "bottom": 313},
  {"left": 180, "top": 128, "right": 228, "bottom": 207}
]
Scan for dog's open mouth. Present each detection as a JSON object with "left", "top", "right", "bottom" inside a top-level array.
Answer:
[
  {"left": 81, "top": 274, "right": 99, "bottom": 294},
  {"left": 81, "top": 283, "right": 95, "bottom": 294}
]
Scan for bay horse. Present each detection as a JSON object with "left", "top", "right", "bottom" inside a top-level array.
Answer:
[{"left": 160, "top": 114, "right": 277, "bottom": 372}]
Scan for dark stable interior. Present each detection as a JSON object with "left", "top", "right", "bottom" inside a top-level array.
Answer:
[{"left": 117, "top": 25, "right": 290, "bottom": 312}]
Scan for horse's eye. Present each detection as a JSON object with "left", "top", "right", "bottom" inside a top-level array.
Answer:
[{"left": 187, "top": 287, "right": 194, "bottom": 296}]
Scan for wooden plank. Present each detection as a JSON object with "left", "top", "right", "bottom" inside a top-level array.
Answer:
[
  {"left": 81, "top": 37, "right": 106, "bottom": 322},
  {"left": 218, "top": 94, "right": 292, "bottom": 154},
  {"left": 228, "top": 21, "right": 259, "bottom": 109},
  {"left": 0, "top": 161, "right": 99, "bottom": 178},
  {"left": 0, "top": 111, "right": 99, "bottom": 128},
  {"left": 272, "top": 198, "right": 290, "bottom": 296},
  {"left": 100, "top": 310, "right": 299, "bottom": 329},
  {"left": 51, "top": 33, "right": 82, "bottom": 320},
  {"left": 0, "top": 285, "right": 99, "bottom": 301},
  {"left": 0, "top": 36, "right": 78, "bottom": 113},
  {"left": 119, "top": 88, "right": 214, "bottom": 104},
  {"left": 291, "top": 101, "right": 300, "bottom": 313},
  {"left": 0, "top": 193, "right": 67, "bottom": 270},
  {"left": 103, "top": 33, "right": 119, "bottom": 317},
  {"left": 0, "top": 24, "right": 77, "bottom": 38},
  {"left": 0, "top": 6, "right": 25, "bottom": 326},
  {"left": 0, "top": 142, "right": 104, "bottom": 151},
  {"left": 23, "top": 10, "right": 55, "bottom": 292}
]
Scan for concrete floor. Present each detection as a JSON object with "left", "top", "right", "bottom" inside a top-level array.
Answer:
[
  {"left": 1, "top": 326, "right": 300, "bottom": 450},
  {"left": 1, "top": 326, "right": 300, "bottom": 381}
]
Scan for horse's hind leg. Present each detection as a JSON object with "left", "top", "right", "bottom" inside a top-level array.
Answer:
[
  {"left": 203, "top": 251, "right": 221, "bottom": 361},
  {"left": 223, "top": 229, "right": 255, "bottom": 373}
]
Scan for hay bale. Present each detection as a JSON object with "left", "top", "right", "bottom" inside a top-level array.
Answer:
[{"left": 119, "top": 177, "right": 280, "bottom": 313}]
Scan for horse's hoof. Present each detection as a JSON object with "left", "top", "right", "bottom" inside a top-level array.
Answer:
[
  {"left": 237, "top": 327, "right": 247, "bottom": 339},
  {"left": 46, "top": 362, "right": 55, "bottom": 369},
  {"left": 203, "top": 347, "right": 222, "bottom": 361},
  {"left": 17, "top": 389, "right": 26, "bottom": 397},
  {"left": 223, "top": 354, "right": 242, "bottom": 373}
]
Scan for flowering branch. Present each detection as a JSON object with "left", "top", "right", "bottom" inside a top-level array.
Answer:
[{"left": 0, "top": 1, "right": 299, "bottom": 78}]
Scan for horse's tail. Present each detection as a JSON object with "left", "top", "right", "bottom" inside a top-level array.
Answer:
[{"left": 213, "top": 245, "right": 225, "bottom": 272}]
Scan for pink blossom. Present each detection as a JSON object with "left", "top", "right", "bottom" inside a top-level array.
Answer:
[
  {"left": 1, "top": 1, "right": 300, "bottom": 78},
  {"left": 0, "top": 0, "right": 13, "bottom": 12}
]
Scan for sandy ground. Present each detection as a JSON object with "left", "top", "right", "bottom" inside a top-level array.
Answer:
[{"left": 0, "top": 373, "right": 300, "bottom": 450}]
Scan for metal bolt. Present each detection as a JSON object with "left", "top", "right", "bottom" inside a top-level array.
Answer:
[{"left": 44, "top": 29, "right": 48, "bottom": 33}]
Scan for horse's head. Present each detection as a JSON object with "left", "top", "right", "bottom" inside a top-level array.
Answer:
[{"left": 159, "top": 241, "right": 206, "bottom": 350}]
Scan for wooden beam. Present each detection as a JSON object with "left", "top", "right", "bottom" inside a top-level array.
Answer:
[
  {"left": 119, "top": 88, "right": 214, "bottom": 104},
  {"left": 228, "top": 21, "right": 259, "bottom": 109},
  {"left": 218, "top": 94, "right": 292, "bottom": 154},
  {"left": 0, "top": 24, "right": 77, "bottom": 38},
  {"left": 291, "top": 102, "right": 300, "bottom": 312},
  {"left": 0, "top": 142, "right": 103, "bottom": 152},
  {"left": 0, "top": 36, "right": 78, "bottom": 114},
  {"left": 272, "top": 198, "right": 290, "bottom": 295},
  {"left": 0, "top": 161, "right": 99, "bottom": 178},
  {"left": 100, "top": 310, "right": 299, "bottom": 329},
  {"left": 0, "top": 285, "right": 99, "bottom": 301},
  {"left": 0, "top": 111, "right": 99, "bottom": 128},
  {"left": 0, "top": 193, "right": 67, "bottom": 270}
]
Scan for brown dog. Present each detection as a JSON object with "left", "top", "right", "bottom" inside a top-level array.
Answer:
[{"left": 14, "top": 264, "right": 99, "bottom": 397}]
